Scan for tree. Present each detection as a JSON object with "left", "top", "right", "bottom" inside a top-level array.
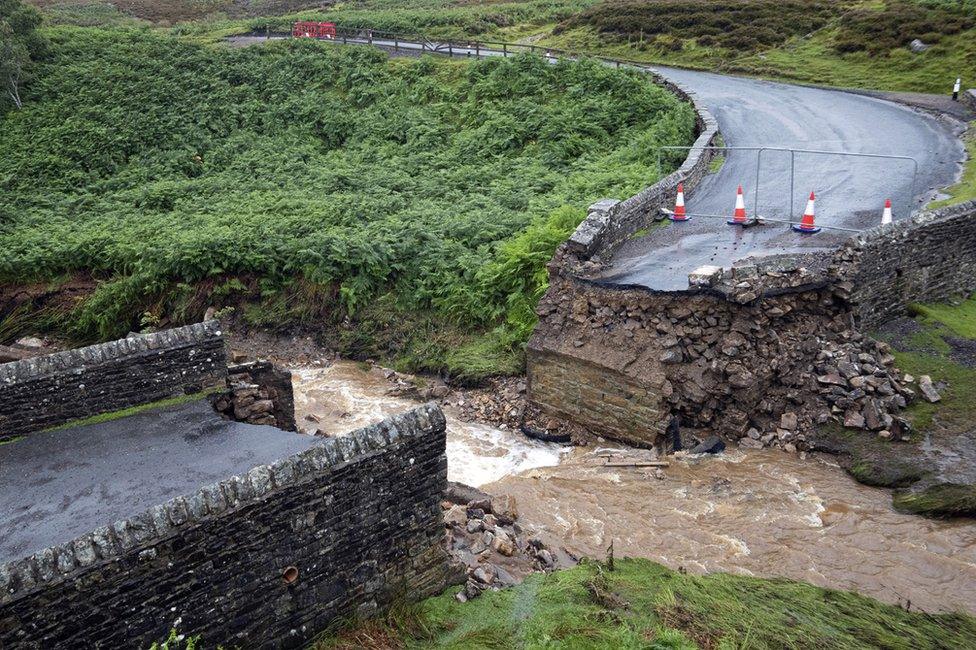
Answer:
[{"left": 0, "top": 0, "right": 43, "bottom": 110}]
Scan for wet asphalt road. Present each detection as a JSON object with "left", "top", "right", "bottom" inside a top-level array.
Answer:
[
  {"left": 229, "top": 35, "right": 966, "bottom": 291},
  {"left": 599, "top": 68, "right": 965, "bottom": 290},
  {"left": 0, "top": 400, "right": 317, "bottom": 563}
]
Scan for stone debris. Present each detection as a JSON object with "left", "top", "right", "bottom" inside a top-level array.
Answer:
[
  {"left": 211, "top": 361, "right": 296, "bottom": 430},
  {"left": 530, "top": 253, "right": 925, "bottom": 453},
  {"left": 442, "top": 490, "right": 571, "bottom": 603},
  {"left": 689, "top": 435, "right": 725, "bottom": 455},
  {"left": 918, "top": 375, "right": 942, "bottom": 403}
]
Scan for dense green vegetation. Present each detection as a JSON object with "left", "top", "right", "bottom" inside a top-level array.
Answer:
[
  {"left": 834, "top": 0, "right": 972, "bottom": 55},
  {"left": 555, "top": 0, "right": 841, "bottom": 53},
  {"left": 0, "top": 28, "right": 694, "bottom": 378},
  {"left": 319, "top": 558, "right": 976, "bottom": 649}
]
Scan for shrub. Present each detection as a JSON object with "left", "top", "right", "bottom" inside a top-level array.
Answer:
[
  {"left": 557, "top": 0, "right": 841, "bottom": 53},
  {"left": 833, "top": 0, "right": 973, "bottom": 55}
]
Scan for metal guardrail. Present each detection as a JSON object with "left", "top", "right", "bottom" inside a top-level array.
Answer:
[{"left": 260, "top": 26, "right": 671, "bottom": 73}]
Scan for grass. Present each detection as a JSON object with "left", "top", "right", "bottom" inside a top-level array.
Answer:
[
  {"left": 909, "top": 296, "right": 976, "bottom": 340},
  {"left": 891, "top": 297, "right": 976, "bottom": 433},
  {"left": 707, "top": 134, "right": 725, "bottom": 174},
  {"left": 317, "top": 558, "right": 976, "bottom": 649},
  {"left": 893, "top": 483, "right": 976, "bottom": 517},
  {"left": 42, "top": 389, "right": 219, "bottom": 432},
  {"left": 817, "top": 422, "right": 929, "bottom": 488}
]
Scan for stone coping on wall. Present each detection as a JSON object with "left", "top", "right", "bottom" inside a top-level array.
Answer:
[
  {"left": 0, "top": 321, "right": 222, "bottom": 385},
  {"left": 0, "top": 402, "right": 447, "bottom": 606},
  {"left": 841, "top": 197, "right": 976, "bottom": 250},
  {"left": 565, "top": 70, "right": 720, "bottom": 261}
]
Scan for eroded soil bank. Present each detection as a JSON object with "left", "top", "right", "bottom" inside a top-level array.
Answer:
[{"left": 285, "top": 355, "right": 976, "bottom": 615}]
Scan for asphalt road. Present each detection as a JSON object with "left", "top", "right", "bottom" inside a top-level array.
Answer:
[
  {"left": 599, "top": 68, "right": 965, "bottom": 290},
  {"left": 229, "top": 35, "right": 966, "bottom": 290},
  {"left": 0, "top": 399, "right": 317, "bottom": 563}
]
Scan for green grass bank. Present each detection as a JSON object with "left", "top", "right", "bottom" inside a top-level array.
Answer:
[{"left": 318, "top": 558, "right": 976, "bottom": 649}]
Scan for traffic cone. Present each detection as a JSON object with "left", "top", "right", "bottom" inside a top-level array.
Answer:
[
  {"left": 670, "top": 183, "right": 689, "bottom": 221},
  {"left": 727, "top": 185, "right": 747, "bottom": 225},
  {"left": 881, "top": 199, "right": 892, "bottom": 225},
  {"left": 792, "top": 191, "right": 821, "bottom": 233}
]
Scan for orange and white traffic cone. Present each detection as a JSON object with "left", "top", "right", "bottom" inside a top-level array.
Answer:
[
  {"left": 881, "top": 198, "right": 893, "bottom": 225},
  {"left": 792, "top": 191, "right": 821, "bottom": 233},
  {"left": 670, "top": 183, "right": 689, "bottom": 221},
  {"left": 727, "top": 185, "right": 747, "bottom": 225}
]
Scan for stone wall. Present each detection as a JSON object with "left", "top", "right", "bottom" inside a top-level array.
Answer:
[
  {"left": 0, "top": 321, "right": 227, "bottom": 441},
  {"left": 0, "top": 403, "right": 456, "bottom": 649},
  {"left": 962, "top": 88, "right": 976, "bottom": 112},
  {"left": 212, "top": 360, "right": 297, "bottom": 431},
  {"left": 528, "top": 348, "right": 668, "bottom": 447},
  {"left": 564, "top": 74, "right": 720, "bottom": 263},
  {"left": 832, "top": 199, "right": 976, "bottom": 328}
]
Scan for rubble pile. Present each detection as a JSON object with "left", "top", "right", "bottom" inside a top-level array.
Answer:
[
  {"left": 529, "top": 259, "right": 941, "bottom": 452},
  {"left": 211, "top": 361, "right": 296, "bottom": 430},
  {"left": 213, "top": 381, "right": 277, "bottom": 426},
  {"left": 441, "top": 485, "right": 570, "bottom": 602}
]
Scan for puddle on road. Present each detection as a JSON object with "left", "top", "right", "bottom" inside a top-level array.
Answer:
[
  {"left": 291, "top": 362, "right": 567, "bottom": 487},
  {"left": 486, "top": 446, "right": 976, "bottom": 614},
  {"left": 290, "top": 361, "right": 976, "bottom": 614}
]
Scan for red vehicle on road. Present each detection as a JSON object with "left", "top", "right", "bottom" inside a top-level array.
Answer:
[{"left": 293, "top": 21, "right": 337, "bottom": 40}]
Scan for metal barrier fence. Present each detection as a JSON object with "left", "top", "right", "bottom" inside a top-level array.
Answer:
[{"left": 656, "top": 145, "right": 919, "bottom": 230}]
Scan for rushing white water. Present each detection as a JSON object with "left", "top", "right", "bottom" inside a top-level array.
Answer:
[{"left": 291, "top": 362, "right": 567, "bottom": 486}]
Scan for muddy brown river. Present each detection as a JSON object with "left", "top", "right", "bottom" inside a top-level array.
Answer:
[{"left": 292, "top": 362, "right": 976, "bottom": 614}]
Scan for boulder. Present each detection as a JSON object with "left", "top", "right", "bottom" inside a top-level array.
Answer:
[
  {"left": 445, "top": 481, "right": 491, "bottom": 506},
  {"left": 490, "top": 534, "right": 515, "bottom": 556},
  {"left": 779, "top": 412, "right": 798, "bottom": 431},
  {"left": 909, "top": 39, "right": 930, "bottom": 53},
  {"left": 918, "top": 375, "right": 941, "bottom": 403},
  {"left": 844, "top": 410, "right": 865, "bottom": 429},
  {"left": 490, "top": 495, "right": 519, "bottom": 525}
]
